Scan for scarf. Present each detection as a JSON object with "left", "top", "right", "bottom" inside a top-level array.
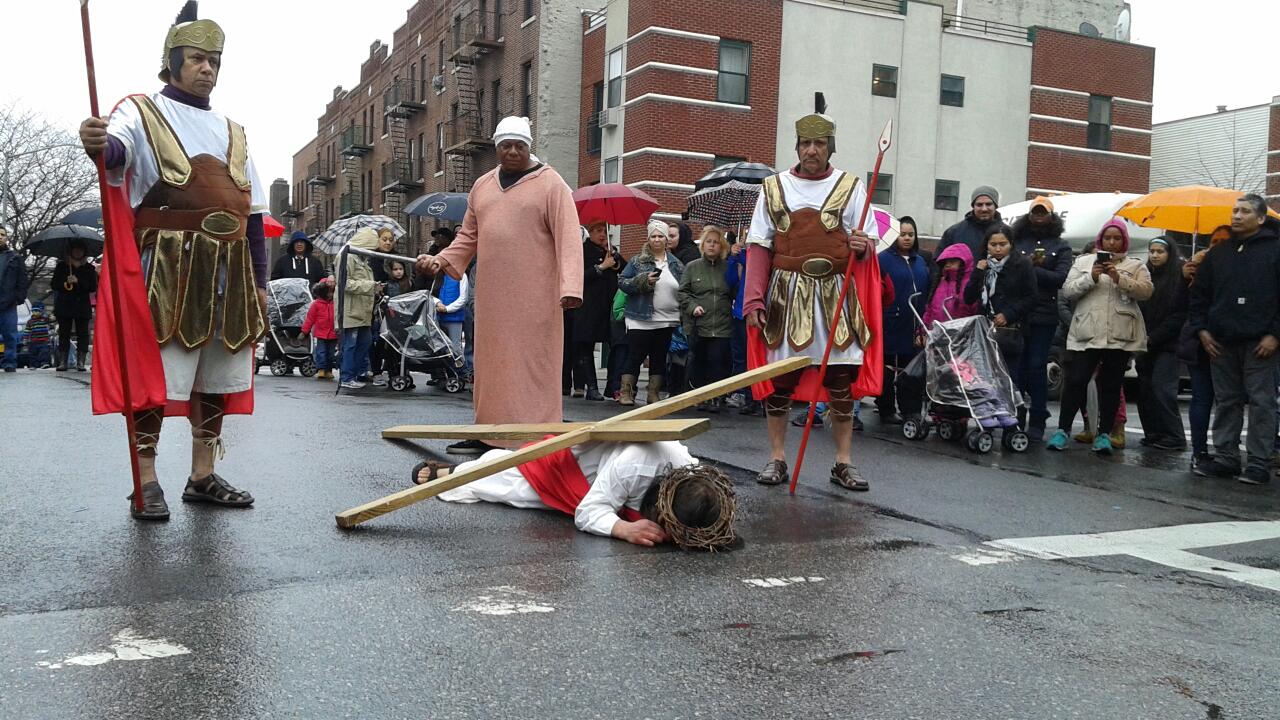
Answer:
[{"left": 983, "top": 255, "right": 1007, "bottom": 308}]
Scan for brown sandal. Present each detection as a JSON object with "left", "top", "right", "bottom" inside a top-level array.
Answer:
[
  {"left": 830, "top": 463, "right": 869, "bottom": 492},
  {"left": 182, "top": 473, "right": 255, "bottom": 507},
  {"left": 412, "top": 460, "right": 454, "bottom": 486},
  {"left": 756, "top": 459, "right": 789, "bottom": 486}
]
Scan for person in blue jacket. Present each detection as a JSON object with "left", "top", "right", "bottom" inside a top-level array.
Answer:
[{"left": 876, "top": 216, "right": 932, "bottom": 423}]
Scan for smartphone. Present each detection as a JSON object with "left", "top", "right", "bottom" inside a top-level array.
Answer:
[
  {"left": 1094, "top": 251, "right": 1112, "bottom": 264},
  {"left": 1033, "top": 247, "right": 1046, "bottom": 260}
]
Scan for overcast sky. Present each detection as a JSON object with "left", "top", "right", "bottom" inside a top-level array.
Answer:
[{"left": 1, "top": 0, "right": 1275, "bottom": 198}]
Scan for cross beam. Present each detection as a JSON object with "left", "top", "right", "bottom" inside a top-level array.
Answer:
[{"left": 334, "top": 356, "right": 810, "bottom": 528}]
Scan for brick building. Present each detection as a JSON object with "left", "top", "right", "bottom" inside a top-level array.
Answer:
[
  {"left": 290, "top": 0, "right": 598, "bottom": 253},
  {"left": 578, "top": 0, "right": 1155, "bottom": 253}
]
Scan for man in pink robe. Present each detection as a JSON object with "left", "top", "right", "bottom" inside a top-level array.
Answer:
[{"left": 417, "top": 116, "right": 583, "bottom": 453}]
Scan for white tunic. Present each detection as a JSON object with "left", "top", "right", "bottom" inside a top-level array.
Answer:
[
  {"left": 437, "top": 441, "right": 698, "bottom": 538},
  {"left": 105, "top": 92, "right": 268, "bottom": 214},
  {"left": 746, "top": 168, "right": 879, "bottom": 366}
]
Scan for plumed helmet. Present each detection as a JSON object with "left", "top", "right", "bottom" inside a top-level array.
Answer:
[{"left": 159, "top": 1, "right": 225, "bottom": 83}]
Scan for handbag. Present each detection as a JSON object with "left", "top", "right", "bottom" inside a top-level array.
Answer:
[{"left": 991, "top": 319, "right": 1023, "bottom": 357}]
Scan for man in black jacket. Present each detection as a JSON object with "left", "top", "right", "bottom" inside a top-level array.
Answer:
[
  {"left": 937, "top": 185, "right": 1002, "bottom": 260},
  {"left": 1188, "top": 194, "right": 1280, "bottom": 484},
  {"left": 1010, "top": 197, "right": 1073, "bottom": 440},
  {"left": 0, "top": 228, "right": 30, "bottom": 373},
  {"left": 270, "top": 231, "right": 326, "bottom": 284}
]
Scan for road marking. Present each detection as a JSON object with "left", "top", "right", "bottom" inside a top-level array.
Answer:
[
  {"left": 987, "top": 520, "right": 1280, "bottom": 592},
  {"left": 951, "top": 548, "right": 1021, "bottom": 566},
  {"left": 451, "top": 586, "right": 555, "bottom": 616},
  {"left": 36, "top": 628, "right": 190, "bottom": 670},
  {"left": 742, "top": 576, "right": 826, "bottom": 588}
]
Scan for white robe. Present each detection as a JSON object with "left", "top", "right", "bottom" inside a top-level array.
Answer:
[
  {"left": 437, "top": 441, "right": 697, "bottom": 538},
  {"left": 105, "top": 92, "right": 268, "bottom": 214},
  {"left": 745, "top": 168, "right": 880, "bottom": 366}
]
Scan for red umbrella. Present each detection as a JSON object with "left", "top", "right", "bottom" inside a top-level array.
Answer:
[
  {"left": 263, "top": 214, "right": 285, "bottom": 239},
  {"left": 572, "top": 183, "right": 659, "bottom": 225}
]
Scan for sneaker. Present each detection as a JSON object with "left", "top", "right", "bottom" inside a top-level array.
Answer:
[
  {"left": 1046, "top": 429, "right": 1069, "bottom": 451},
  {"left": 1108, "top": 430, "right": 1126, "bottom": 450},
  {"left": 1092, "top": 434, "right": 1113, "bottom": 455},
  {"left": 852, "top": 416, "right": 864, "bottom": 432},
  {"left": 446, "top": 438, "right": 495, "bottom": 456},
  {"left": 372, "top": 374, "right": 388, "bottom": 387},
  {"left": 1240, "top": 467, "right": 1271, "bottom": 485},
  {"left": 725, "top": 394, "right": 745, "bottom": 409},
  {"left": 1073, "top": 431, "right": 1094, "bottom": 444},
  {"left": 1193, "top": 457, "right": 1239, "bottom": 479},
  {"left": 1026, "top": 425, "right": 1045, "bottom": 443},
  {"left": 340, "top": 380, "right": 366, "bottom": 389},
  {"left": 792, "top": 411, "right": 823, "bottom": 428},
  {"left": 1189, "top": 453, "right": 1210, "bottom": 473}
]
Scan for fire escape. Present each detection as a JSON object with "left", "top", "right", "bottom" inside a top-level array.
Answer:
[
  {"left": 305, "top": 154, "right": 335, "bottom": 235},
  {"left": 445, "top": 8, "right": 502, "bottom": 193},
  {"left": 382, "top": 78, "right": 426, "bottom": 247},
  {"left": 339, "top": 124, "right": 372, "bottom": 218}
]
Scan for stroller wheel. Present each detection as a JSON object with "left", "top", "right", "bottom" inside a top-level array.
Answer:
[
  {"left": 443, "top": 377, "right": 466, "bottom": 394},
  {"left": 299, "top": 358, "right": 318, "bottom": 377},
  {"left": 902, "top": 418, "right": 927, "bottom": 441},
  {"left": 975, "top": 432, "right": 995, "bottom": 454},
  {"left": 389, "top": 375, "right": 412, "bottom": 392},
  {"left": 1005, "top": 430, "right": 1031, "bottom": 453},
  {"left": 269, "top": 359, "right": 290, "bottom": 376},
  {"left": 965, "top": 429, "right": 979, "bottom": 451},
  {"left": 937, "top": 421, "right": 957, "bottom": 442}
]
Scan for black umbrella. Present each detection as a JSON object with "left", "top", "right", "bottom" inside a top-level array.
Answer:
[
  {"left": 693, "top": 162, "right": 775, "bottom": 191},
  {"left": 59, "top": 207, "right": 104, "bottom": 230},
  {"left": 404, "top": 192, "right": 469, "bottom": 222},
  {"left": 24, "top": 224, "right": 104, "bottom": 258}
]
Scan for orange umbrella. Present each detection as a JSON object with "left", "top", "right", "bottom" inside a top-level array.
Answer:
[{"left": 1116, "top": 185, "right": 1280, "bottom": 235}]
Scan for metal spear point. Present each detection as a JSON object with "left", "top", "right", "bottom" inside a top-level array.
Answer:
[
  {"left": 79, "top": 0, "right": 145, "bottom": 512},
  {"left": 789, "top": 119, "right": 894, "bottom": 494}
]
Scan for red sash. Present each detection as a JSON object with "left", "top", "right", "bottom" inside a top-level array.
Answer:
[{"left": 518, "top": 440, "right": 643, "bottom": 522}]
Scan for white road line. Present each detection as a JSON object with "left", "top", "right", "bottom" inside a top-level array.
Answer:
[
  {"left": 951, "top": 548, "right": 1021, "bottom": 566},
  {"left": 451, "top": 586, "right": 555, "bottom": 616},
  {"left": 987, "top": 521, "right": 1280, "bottom": 593},
  {"left": 36, "top": 629, "right": 190, "bottom": 670},
  {"left": 742, "top": 576, "right": 825, "bottom": 588}
]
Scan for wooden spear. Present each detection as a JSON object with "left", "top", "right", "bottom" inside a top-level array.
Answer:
[{"left": 789, "top": 120, "right": 893, "bottom": 494}]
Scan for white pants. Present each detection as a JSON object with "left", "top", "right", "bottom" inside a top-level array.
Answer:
[
  {"left": 436, "top": 449, "right": 549, "bottom": 509},
  {"left": 160, "top": 340, "right": 254, "bottom": 400}
]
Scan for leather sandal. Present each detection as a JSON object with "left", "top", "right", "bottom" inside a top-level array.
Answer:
[
  {"left": 830, "top": 463, "right": 869, "bottom": 492},
  {"left": 128, "top": 482, "right": 170, "bottom": 522},
  {"left": 756, "top": 458, "right": 789, "bottom": 486},
  {"left": 182, "top": 473, "right": 254, "bottom": 507},
  {"left": 411, "top": 460, "right": 454, "bottom": 486}
]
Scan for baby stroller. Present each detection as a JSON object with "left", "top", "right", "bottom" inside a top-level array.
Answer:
[
  {"left": 261, "top": 277, "right": 317, "bottom": 377},
  {"left": 381, "top": 289, "right": 467, "bottom": 393},
  {"left": 901, "top": 303, "right": 1029, "bottom": 454}
]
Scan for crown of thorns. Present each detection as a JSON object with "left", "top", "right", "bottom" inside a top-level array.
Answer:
[{"left": 655, "top": 464, "right": 737, "bottom": 552}]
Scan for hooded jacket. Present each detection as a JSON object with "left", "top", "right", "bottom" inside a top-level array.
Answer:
[
  {"left": 938, "top": 210, "right": 1003, "bottom": 261},
  {"left": 272, "top": 233, "right": 326, "bottom": 284},
  {"left": 1061, "top": 220, "right": 1154, "bottom": 352},
  {"left": 341, "top": 228, "right": 381, "bottom": 328},
  {"left": 1011, "top": 213, "right": 1073, "bottom": 326},
  {"left": 0, "top": 246, "right": 29, "bottom": 312},
  {"left": 878, "top": 242, "right": 931, "bottom": 355},
  {"left": 923, "top": 243, "right": 980, "bottom": 328},
  {"left": 1188, "top": 220, "right": 1280, "bottom": 344},
  {"left": 1139, "top": 241, "right": 1186, "bottom": 353},
  {"left": 669, "top": 223, "right": 700, "bottom": 266}
]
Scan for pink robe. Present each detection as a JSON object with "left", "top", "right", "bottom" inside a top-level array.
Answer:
[{"left": 437, "top": 165, "right": 583, "bottom": 438}]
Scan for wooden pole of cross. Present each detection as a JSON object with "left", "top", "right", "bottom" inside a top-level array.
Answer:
[{"left": 335, "top": 356, "right": 811, "bottom": 528}]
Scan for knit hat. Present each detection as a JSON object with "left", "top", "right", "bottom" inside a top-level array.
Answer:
[
  {"left": 971, "top": 185, "right": 1000, "bottom": 206},
  {"left": 647, "top": 219, "right": 669, "bottom": 239},
  {"left": 493, "top": 116, "right": 533, "bottom": 148},
  {"left": 1094, "top": 218, "right": 1130, "bottom": 253}
]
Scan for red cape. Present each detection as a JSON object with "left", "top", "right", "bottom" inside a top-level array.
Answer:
[
  {"left": 518, "top": 440, "right": 643, "bottom": 522},
  {"left": 747, "top": 251, "right": 884, "bottom": 401},
  {"left": 91, "top": 95, "right": 254, "bottom": 418}
]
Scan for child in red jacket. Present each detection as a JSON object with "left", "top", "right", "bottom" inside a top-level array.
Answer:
[{"left": 302, "top": 280, "right": 339, "bottom": 379}]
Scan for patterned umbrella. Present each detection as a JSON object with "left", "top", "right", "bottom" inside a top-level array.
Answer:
[
  {"left": 685, "top": 180, "right": 760, "bottom": 230},
  {"left": 693, "top": 162, "right": 775, "bottom": 191},
  {"left": 572, "top": 183, "right": 659, "bottom": 225},
  {"left": 313, "top": 214, "right": 406, "bottom": 254},
  {"left": 404, "top": 192, "right": 469, "bottom": 222}
]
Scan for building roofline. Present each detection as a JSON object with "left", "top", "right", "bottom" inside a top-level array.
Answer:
[
  {"left": 1153, "top": 102, "right": 1272, "bottom": 127},
  {"left": 1029, "top": 24, "right": 1155, "bottom": 53}
]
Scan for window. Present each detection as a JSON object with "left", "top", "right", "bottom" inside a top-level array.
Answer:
[
  {"left": 521, "top": 61, "right": 533, "bottom": 117},
  {"left": 421, "top": 54, "right": 429, "bottom": 97},
  {"left": 934, "top": 180, "right": 960, "bottom": 211},
  {"left": 866, "top": 172, "right": 893, "bottom": 205},
  {"left": 940, "top": 74, "right": 965, "bottom": 107},
  {"left": 366, "top": 170, "right": 373, "bottom": 209},
  {"left": 418, "top": 132, "right": 425, "bottom": 178},
  {"left": 717, "top": 40, "right": 751, "bottom": 105},
  {"left": 491, "top": 80, "right": 501, "bottom": 134},
  {"left": 436, "top": 122, "right": 444, "bottom": 168},
  {"left": 494, "top": 0, "right": 504, "bottom": 36},
  {"left": 603, "top": 157, "right": 619, "bottom": 184},
  {"left": 438, "top": 40, "right": 445, "bottom": 73},
  {"left": 588, "top": 81, "right": 604, "bottom": 154},
  {"left": 409, "top": 64, "right": 417, "bottom": 102},
  {"left": 1088, "top": 94, "right": 1112, "bottom": 151},
  {"left": 872, "top": 64, "right": 897, "bottom": 98},
  {"left": 524, "top": 0, "right": 535, "bottom": 20},
  {"left": 478, "top": 88, "right": 486, "bottom": 131},
  {"left": 606, "top": 49, "right": 623, "bottom": 108},
  {"left": 714, "top": 155, "right": 746, "bottom": 168}
]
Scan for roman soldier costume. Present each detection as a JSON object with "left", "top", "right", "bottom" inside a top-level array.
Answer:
[{"left": 91, "top": 1, "right": 267, "bottom": 520}]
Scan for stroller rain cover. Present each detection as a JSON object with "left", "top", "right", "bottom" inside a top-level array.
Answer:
[
  {"left": 923, "top": 314, "right": 1023, "bottom": 422},
  {"left": 267, "top": 278, "right": 313, "bottom": 329},
  {"left": 381, "top": 290, "right": 457, "bottom": 362}
]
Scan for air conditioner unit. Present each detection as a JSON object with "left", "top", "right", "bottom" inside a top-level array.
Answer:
[
  {"left": 432, "top": 75, "right": 446, "bottom": 92},
  {"left": 597, "top": 108, "right": 619, "bottom": 128}
]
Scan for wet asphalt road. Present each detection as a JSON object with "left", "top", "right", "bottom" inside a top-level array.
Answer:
[{"left": 2, "top": 369, "right": 1278, "bottom": 719}]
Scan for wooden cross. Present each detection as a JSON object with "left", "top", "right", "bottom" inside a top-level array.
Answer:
[{"left": 335, "top": 356, "right": 810, "bottom": 528}]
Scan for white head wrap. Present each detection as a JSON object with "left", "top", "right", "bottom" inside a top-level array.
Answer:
[
  {"left": 647, "top": 219, "right": 670, "bottom": 239},
  {"left": 493, "top": 116, "right": 533, "bottom": 147}
]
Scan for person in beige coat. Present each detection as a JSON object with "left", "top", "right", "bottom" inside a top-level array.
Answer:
[
  {"left": 338, "top": 228, "right": 384, "bottom": 388},
  {"left": 1046, "top": 219, "right": 1153, "bottom": 454}
]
